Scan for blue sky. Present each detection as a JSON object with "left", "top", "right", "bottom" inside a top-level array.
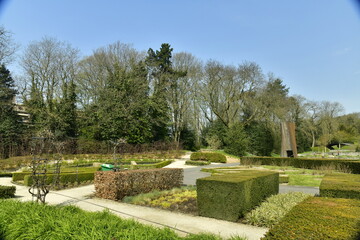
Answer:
[{"left": 1, "top": 0, "right": 360, "bottom": 113}]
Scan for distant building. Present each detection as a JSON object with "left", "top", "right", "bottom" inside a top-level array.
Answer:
[{"left": 13, "top": 104, "right": 30, "bottom": 124}]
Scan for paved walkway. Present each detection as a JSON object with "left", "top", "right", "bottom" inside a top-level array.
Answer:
[{"left": 0, "top": 177, "right": 267, "bottom": 240}]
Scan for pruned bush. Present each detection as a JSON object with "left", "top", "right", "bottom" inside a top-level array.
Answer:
[
  {"left": 190, "top": 152, "right": 226, "bottom": 163},
  {"left": 13, "top": 167, "right": 99, "bottom": 182},
  {"left": 197, "top": 170, "right": 279, "bottom": 221},
  {"left": 95, "top": 168, "right": 183, "bottom": 200},
  {"left": 244, "top": 192, "right": 311, "bottom": 227},
  {"left": 241, "top": 156, "right": 360, "bottom": 174},
  {"left": 279, "top": 175, "right": 289, "bottom": 183},
  {"left": 23, "top": 172, "right": 95, "bottom": 187},
  {"left": 0, "top": 185, "right": 16, "bottom": 198},
  {"left": 320, "top": 173, "right": 360, "bottom": 200},
  {"left": 262, "top": 197, "right": 360, "bottom": 240},
  {"left": 0, "top": 172, "right": 12, "bottom": 178},
  {"left": 185, "top": 160, "right": 210, "bottom": 166}
]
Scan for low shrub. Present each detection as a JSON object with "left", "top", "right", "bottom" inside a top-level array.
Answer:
[
  {"left": 241, "top": 156, "right": 360, "bottom": 174},
  {"left": 190, "top": 152, "right": 226, "bottom": 163},
  {"left": 279, "top": 175, "right": 289, "bottom": 183},
  {"left": 23, "top": 172, "right": 95, "bottom": 187},
  {"left": 12, "top": 167, "right": 99, "bottom": 182},
  {"left": 262, "top": 197, "right": 360, "bottom": 240},
  {"left": 320, "top": 173, "right": 360, "bottom": 200},
  {"left": 0, "top": 185, "right": 16, "bottom": 198},
  {"left": 0, "top": 200, "right": 227, "bottom": 240},
  {"left": 197, "top": 170, "right": 279, "bottom": 221},
  {"left": 0, "top": 172, "right": 12, "bottom": 178},
  {"left": 244, "top": 192, "right": 311, "bottom": 227},
  {"left": 95, "top": 168, "right": 183, "bottom": 200},
  {"left": 185, "top": 160, "right": 210, "bottom": 166}
]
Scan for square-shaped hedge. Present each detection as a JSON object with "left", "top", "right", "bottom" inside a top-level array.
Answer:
[
  {"left": 262, "top": 197, "right": 360, "bottom": 240},
  {"left": 0, "top": 185, "right": 16, "bottom": 198},
  {"left": 190, "top": 152, "right": 227, "bottom": 163},
  {"left": 320, "top": 173, "right": 360, "bottom": 200},
  {"left": 196, "top": 170, "right": 279, "bottom": 221}
]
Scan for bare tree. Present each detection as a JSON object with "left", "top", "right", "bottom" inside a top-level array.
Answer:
[
  {"left": 76, "top": 41, "right": 145, "bottom": 108},
  {"left": 200, "top": 60, "right": 264, "bottom": 127},
  {"left": 171, "top": 52, "right": 202, "bottom": 144},
  {"left": 0, "top": 26, "right": 18, "bottom": 64},
  {"left": 21, "top": 37, "right": 79, "bottom": 105}
]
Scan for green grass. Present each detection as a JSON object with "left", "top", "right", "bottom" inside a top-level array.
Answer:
[{"left": 0, "top": 200, "right": 246, "bottom": 240}]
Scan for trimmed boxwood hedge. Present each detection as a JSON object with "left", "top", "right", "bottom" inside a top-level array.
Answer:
[
  {"left": 320, "top": 173, "right": 360, "bottom": 200},
  {"left": 185, "top": 160, "right": 210, "bottom": 166},
  {"left": 262, "top": 197, "right": 360, "bottom": 240},
  {"left": 0, "top": 185, "right": 16, "bottom": 198},
  {"left": 197, "top": 170, "right": 279, "bottom": 221},
  {"left": 24, "top": 172, "right": 95, "bottom": 187},
  {"left": 190, "top": 152, "right": 226, "bottom": 163},
  {"left": 0, "top": 172, "right": 12, "bottom": 178},
  {"left": 12, "top": 167, "right": 100, "bottom": 182},
  {"left": 241, "top": 156, "right": 360, "bottom": 174},
  {"left": 279, "top": 175, "right": 289, "bottom": 183}
]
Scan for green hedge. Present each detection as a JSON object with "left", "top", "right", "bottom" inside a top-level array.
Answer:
[
  {"left": 24, "top": 172, "right": 95, "bottom": 187},
  {"left": 241, "top": 156, "right": 360, "bottom": 174},
  {"left": 95, "top": 168, "right": 183, "bottom": 200},
  {"left": 0, "top": 173, "right": 12, "bottom": 178},
  {"left": 262, "top": 197, "right": 360, "bottom": 240},
  {"left": 279, "top": 175, "right": 289, "bottom": 183},
  {"left": 185, "top": 160, "right": 210, "bottom": 166},
  {"left": 0, "top": 185, "right": 16, "bottom": 198},
  {"left": 320, "top": 173, "right": 360, "bottom": 200},
  {"left": 190, "top": 152, "right": 226, "bottom": 163},
  {"left": 197, "top": 170, "right": 279, "bottom": 221},
  {"left": 13, "top": 167, "right": 99, "bottom": 182}
]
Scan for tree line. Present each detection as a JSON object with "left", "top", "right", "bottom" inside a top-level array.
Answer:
[{"left": 1, "top": 26, "right": 360, "bottom": 158}]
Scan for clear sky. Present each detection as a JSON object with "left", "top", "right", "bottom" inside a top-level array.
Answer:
[{"left": 1, "top": 0, "right": 360, "bottom": 114}]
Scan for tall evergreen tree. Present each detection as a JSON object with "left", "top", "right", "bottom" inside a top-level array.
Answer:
[{"left": 0, "top": 65, "right": 22, "bottom": 158}]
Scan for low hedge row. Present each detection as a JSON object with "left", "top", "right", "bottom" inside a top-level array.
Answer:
[
  {"left": 262, "top": 197, "right": 360, "bottom": 240},
  {"left": 241, "top": 156, "right": 360, "bottom": 174},
  {"left": 95, "top": 168, "right": 183, "bottom": 200},
  {"left": 0, "top": 186, "right": 16, "bottom": 198},
  {"left": 130, "top": 160, "right": 173, "bottom": 169},
  {"left": 185, "top": 160, "right": 210, "bottom": 166},
  {"left": 279, "top": 175, "right": 289, "bottom": 183},
  {"left": 197, "top": 170, "right": 279, "bottom": 221},
  {"left": 0, "top": 185, "right": 16, "bottom": 198},
  {"left": 13, "top": 167, "right": 99, "bottom": 182},
  {"left": 320, "top": 173, "right": 360, "bottom": 200},
  {"left": 190, "top": 152, "right": 226, "bottom": 163},
  {"left": 24, "top": 172, "right": 95, "bottom": 186},
  {"left": 0, "top": 172, "right": 12, "bottom": 178}
]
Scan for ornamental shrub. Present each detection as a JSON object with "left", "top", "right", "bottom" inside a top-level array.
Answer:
[
  {"left": 0, "top": 185, "right": 16, "bottom": 198},
  {"left": 95, "top": 168, "right": 183, "bottom": 200},
  {"left": 244, "top": 192, "right": 311, "bottom": 227},
  {"left": 185, "top": 160, "right": 210, "bottom": 166},
  {"left": 320, "top": 173, "right": 360, "bottom": 200},
  {"left": 190, "top": 152, "right": 226, "bottom": 163},
  {"left": 24, "top": 172, "right": 95, "bottom": 186},
  {"left": 197, "top": 170, "right": 279, "bottom": 221}
]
